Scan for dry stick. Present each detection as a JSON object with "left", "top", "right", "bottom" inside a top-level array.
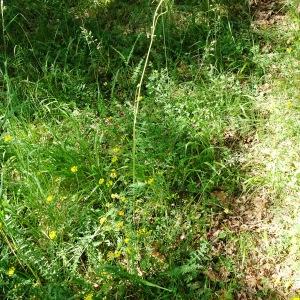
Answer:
[{"left": 132, "top": 0, "right": 167, "bottom": 185}]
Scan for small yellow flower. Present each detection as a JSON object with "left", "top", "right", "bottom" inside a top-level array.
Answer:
[
  {"left": 111, "top": 193, "right": 120, "bottom": 199},
  {"left": 124, "top": 238, "right": 130, "bottom": 244},
  {"left": 3, "top": 134, "right": 13, "bottom": 143},
  {"left": 7, "top": 266, "right": 15, "bottom": 277},
  {"left": 70, "top": 166, "right": 78, "bottom": 173},
  {"left": 115, "top": 221, "right": 124, "bottom": 230},
  {"left": 107, "top": 251, "right": 115, "bottom": 260},
  {"left": 146, "top": 178, "right": 155, "bottom": 185},
  {"left": 118, "top": 210, "right": 125, "bottom": 217},
  {"left": 110, "top": 169, "right": 117, "bottom": 178},
  {"left": 46, "top": 195, "right": 54, "bottom": 204},
  {"left": 84, "top": 293, "right": 93, "bottom": 300},
  {"left": 49, "top": 230, "right": 57, "bottom": 240},
  {"left": 106, "top": 180, "right": 113, "bottom": 187},
  {"left": 98, "top": 178, "right": 105, "bottom": 185},
  {"left": 54, "top": 176, "right": 61, "bottom": 183},
  {"left": 138, "top": 227, "right": 147, "bottom": 236},
  {"left": 120, "top": 196, "right": 127, "bottom": 202},
  {"left": 105, "top": 116, "right": 113, "bottom": 124},
  {"left": 286, "top": 47, "right": 292, "bottom": 53},
  {"left": 112, "top": 146, "right": 121, "bottom": 154},
  {"left": 99, "top": 217, "right": 107, "bottom": 225},
  {"left": 286, "top": 100, "right": 293, "bottom": 109},
  {"left": 111, "top": 156, "right": 118, "bottom": 163},
  {"left": 114, "top": 250, "right": 121, "bottom": 258}
]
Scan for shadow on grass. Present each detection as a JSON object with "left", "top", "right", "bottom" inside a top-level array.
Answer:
[{"left": 2, "top": 0, "right": 260, "bottom": 109}]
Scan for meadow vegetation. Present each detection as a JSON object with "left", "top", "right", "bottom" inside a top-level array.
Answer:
[{"left": 0, "top": 0, "right": 299, "bottom": 299}]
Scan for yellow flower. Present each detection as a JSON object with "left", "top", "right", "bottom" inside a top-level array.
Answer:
[
  {"left": 7, "top": 266, "right": 15, "bottom": 277},
  {"left": 98, "top": 178, "right": 105, "bottom": 185},
  {"left": 49, "top": 230, "right": 57, "bottom": 240},
  {"left": 146, "top": 178, "right": 155, "bottom": 185},
  {"left": 112, "top": 146, "right": 121, "bottom": 154},
  {"left": 110, "top": 169, "right": 117, "bottom": 178},
  {"left": 138, "top": 227, "right": 147, "bottom": 236},
  {"left": 286, "top": 47, "right": 292, "bottom": 53},
  {"left": 118, "top": 210, "right": 125, "bottom": 217},
  {"left": 286, "top": 100, "right": 293, "bottom": 109},
  {"left": 114, "top": 250, "right": 121, "bottom": 258},
  {"left": 120, "top": 196, "right": 127, "bottom": 202},
  {"left": 46, "top": 195, "right": 54, "bottom": 204},
  {"left": 70, "top": 166, "right": 78, "bottom": 173},
  {"left": 111, "top": 156, "right": 118, "bottom": 163},
  {"left": 106, "top": 180, "right": 113, "bottom": 187},
  {"left": 105, "top": 116, "right": 113, "bottom": 124},
  {"left": 84, "top": 293, "right": 93, "bottom": 300},
  {"left": 111, "top": 193, "right": 120, "bottom": 199},
  {"left": 107, "top": 251, "right": 115, "bottom": 260},
  {"left": 3, "top": 134, "right": 13, "bottom": 143},
  {"left": 124, "top": 238, "right": 130, "bottom": 244},
  {"left": 54, "top": 176, "right": 61, "bottom": 183},
  {"left": 115, "top": 221, "right": 124, "bottom": 230},
  {"left": 99, "top": 217, "right": 107, "bottom": 225}
]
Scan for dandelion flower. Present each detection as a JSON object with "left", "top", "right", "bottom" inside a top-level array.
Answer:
[
  {"left": 70, "top": 166, "right": 78, "bottom": 173},
  {"left": 98, "top": 178, "right": 105, "bottom": 185},
  {"left": 46, "top": 195, "right": 54, "bottom": 204},
  {"left": 111, "top": 156, "right": 118, "bottom": 163},
  {"left": 110, "top": 169, "right": 117, "bottom": 178},
  {"left": 49, "top": 230, "right": 57, "bottom": 240},
  {"left": 7, "top": 266, "right": 15, "bottom": 277},
  {"left": 118, "top": 210, "right": 125, "bottom": 217},
  {"left": 3, "top": 134, "right": 13, "bottom": 143}
]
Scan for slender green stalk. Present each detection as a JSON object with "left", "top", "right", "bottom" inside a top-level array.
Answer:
[{"left": 132, "top": 0, "right": 167, "bottom": 185}]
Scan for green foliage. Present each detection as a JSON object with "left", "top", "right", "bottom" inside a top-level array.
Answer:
[{"left": 1, "top": 0, "right": 297, "bottom": 298}]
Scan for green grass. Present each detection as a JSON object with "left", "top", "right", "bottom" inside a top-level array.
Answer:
[{"left": 0, "top": 0, "right": 299, "bottom": 299}]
